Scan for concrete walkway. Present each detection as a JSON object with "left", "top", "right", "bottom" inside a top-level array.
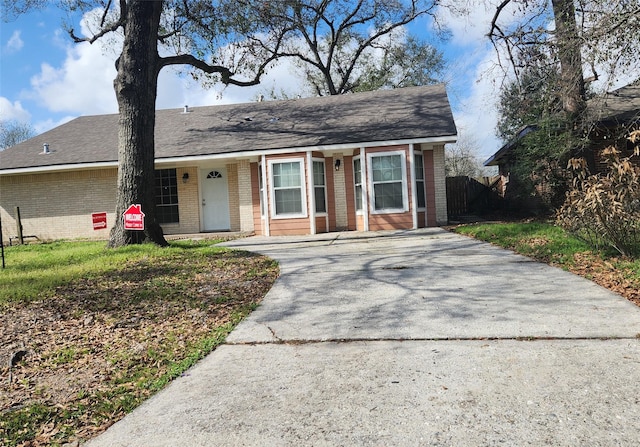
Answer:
[{"left": 85, "top": 229, "right": 640, "bottom": 446}]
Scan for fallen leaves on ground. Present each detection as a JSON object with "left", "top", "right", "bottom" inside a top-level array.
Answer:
[
  {"left": 568, "top": 252, "right": 640, "bottom": 307},
  {"left": 0, "top": 249, "right": 278, "bottom": 446}
]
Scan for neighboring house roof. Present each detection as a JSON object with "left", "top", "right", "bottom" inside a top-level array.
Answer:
[
  {"left": 484, "top": 125, "right": 538, "bottom": 167},
  {"left": 0, "top": 84, "right": 457, "bottom": 174},
  {"left": 484, "top": 81, "right": 640, "bottom": 167},
  {"left": 587, "top": 81, "right": 640, "bottom": 126}
]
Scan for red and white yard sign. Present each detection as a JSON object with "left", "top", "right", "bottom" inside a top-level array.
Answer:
[
  {"left": 123, "top": 204, "right": 145, "bottom": 230},
  {"left": 92, "top": 212, "right": 107, "bottom": 230}
]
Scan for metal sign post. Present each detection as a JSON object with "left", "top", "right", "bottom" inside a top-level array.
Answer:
[{"left": 0, "top": 212, "right": 5, "bottom": 269}]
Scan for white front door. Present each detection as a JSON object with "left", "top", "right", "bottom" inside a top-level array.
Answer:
[{"left": 200, "top": 168, "right": 231, "bottom": 231}]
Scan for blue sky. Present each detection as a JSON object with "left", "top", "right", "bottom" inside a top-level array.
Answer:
[{"left": 0, "top": 3, "right": 508, "bottom": 161}]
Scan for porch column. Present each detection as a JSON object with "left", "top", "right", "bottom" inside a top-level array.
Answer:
[
  {"left": 409, "top": 143, "right": 418, "bottom": 229},
  {"left": 433, "top": 145, "right": 448, "bottom": 225},
  {"left": 237, "top": 160, "right": 254, "bottom": 232},
  {"left": 306, "top": 151, "right": 316, "bottom": 235},
  {"left": 361, "top": 147, "right": 369, "bottom": 232},
  {"left": 261, "top": 155, "right": 270, "bottom": 236}
]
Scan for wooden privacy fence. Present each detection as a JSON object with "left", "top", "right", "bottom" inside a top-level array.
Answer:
[{"left": 446, "top": 176, "right": 502, "bottom": 220}]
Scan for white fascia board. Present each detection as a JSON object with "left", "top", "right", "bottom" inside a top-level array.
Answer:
[
  {"left": 0, "top": 161, "right": 118, "bottom": 176},
  {"left": 1, "top": 134, "right": 458, "bottom": 175}
]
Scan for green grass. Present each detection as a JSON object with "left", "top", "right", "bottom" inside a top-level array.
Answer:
[
  {"left": 0, "top": 240, "right": 228, "bottom": 306},
  {"left": 0, "top": 242, "right": 184, "bottom": 307},
  {"left": 0, "top": 239, "right": 279, "bottom": 446},
  {"left": 453, "top": 221, "right": 594, "bottom": 265}
]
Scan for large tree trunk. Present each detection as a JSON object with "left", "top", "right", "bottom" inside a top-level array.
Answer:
[
  {"left": 551, "top": 0, "right": 586, "bottom": 121},
  {"left": 108, "top": 0, "right": 168, "bottom": 247}
]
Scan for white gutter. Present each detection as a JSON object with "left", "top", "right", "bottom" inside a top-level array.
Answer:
[
  {"left": 0, "top": 135, "right": 457, "bottom": 176},
  {"left": 0, "top": 161, "right": 118, "bottom": 176}
]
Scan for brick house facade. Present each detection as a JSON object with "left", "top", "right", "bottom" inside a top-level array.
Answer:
[{"left": 1, "top": 85, "right": 456, "bottom": 242}]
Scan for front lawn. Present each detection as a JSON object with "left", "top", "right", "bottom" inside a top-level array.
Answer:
[{"left": 0, "top": 240, "right": 278, "bottom": 446}]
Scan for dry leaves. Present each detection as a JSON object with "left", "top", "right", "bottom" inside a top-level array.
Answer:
[{"left": 1, "top": 249, "right": 278, "bottom": 446}]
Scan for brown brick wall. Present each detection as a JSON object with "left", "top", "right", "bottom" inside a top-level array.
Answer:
[{"left": 1, "top": 167, "right": 204, "bottom": 242}]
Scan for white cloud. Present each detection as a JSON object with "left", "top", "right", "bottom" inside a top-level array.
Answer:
[
  {"left": 0, "top": 97, "right": 31, "bottom": 122},
  {"left": 29, "top": 43, "right": 118, "bottom": 116},
  {"left": 33, "top": 115, "right": 76, "bottom": 135},
  {"left": 5, "top": 30, "right": 24, "bottom": 53},
  {"left": 452, "top": 55, "right": 504, "bottom": 161},
  {"left": 436, "top": 2, "right": 495, "bottom": 47},
  {"left": 25, "top": 8, "right": 307, "bottom": 119},
  {"left": 436, "top": 2, "right": 515, "bottom": 161},
  {"left": 153, "top": 54, "right": 305, "bottom": 112}
]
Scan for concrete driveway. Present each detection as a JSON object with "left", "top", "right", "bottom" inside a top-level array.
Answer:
[{"left": 86, "top": 228, "right": 640, "bottom": 446}]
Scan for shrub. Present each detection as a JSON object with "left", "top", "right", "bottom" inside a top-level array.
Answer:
[{"left": 556, "top": 131, "right": 640, "bottom": 258}]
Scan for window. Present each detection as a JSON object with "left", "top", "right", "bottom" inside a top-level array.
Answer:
[
  {"left": 258, "top": 165, "right": 265, "bottom": 217},
  {"left": 269, "top": 159, "right": 306, "bottom": 217},
  {"left": 414, "top": 152, "right": 425, "bottom": 209},
  {"left": 313, "top": 160, "right": 327, "bottom": 213},
  {"left": 354, "top": 157, "right": 362, "bottom": 211},
  {"left": 369, "top": 152, "right": 407, "bottom": 212},
  {"left": 155, "top": 169, "right": 179, "bottom": 223}
]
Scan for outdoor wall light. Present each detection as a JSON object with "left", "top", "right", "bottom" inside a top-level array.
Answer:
[
  {"left": 182, "top": 172, "right": 190, "bottom": 183},
  {"left": 335, "top": 159, "right": 341, "bottom": 171}
]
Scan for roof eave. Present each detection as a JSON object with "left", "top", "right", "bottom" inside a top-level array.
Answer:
[
  {"left": 0, "top": 161, "right": 119, "bottom": 176},
  {"left": 1, "top": 135, "right": 457, "bottom": 175},
  {"left": 156, "top": 135, "right": 457, "bottom": 165}
]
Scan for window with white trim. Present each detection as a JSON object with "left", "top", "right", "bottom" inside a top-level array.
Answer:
[
  {"left": 313, "top": 160, "right": 327, "bottom": 213},
  {"left": 155, "top": 168, "right": 179, "bottom": 223},
  {"left": 258, "top": 165, "right": 265, "bottom": 217},
  {"left": 414, "top": 152, "right": 426, "bottom": 209},
  {"left": 368, "top": 152, "right": 407, "bottom": 212},
  {"left": 269, "top": 159, "right": 307, "bottom": 217},
  {"left": 354, "top": 157, "right": 363, "bottom": 211}
]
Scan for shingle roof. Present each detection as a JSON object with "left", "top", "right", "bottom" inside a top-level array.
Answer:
[
  {"left": 1, "top": 84, "right": 456, "bottom": 173},
  {"left": 587, "top": 81, "right": 640, "bottom": 126}
]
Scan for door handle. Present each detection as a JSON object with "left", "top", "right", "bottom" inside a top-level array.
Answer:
[{"left": 202, "top": 199, "right": 206, "bottom": 206}]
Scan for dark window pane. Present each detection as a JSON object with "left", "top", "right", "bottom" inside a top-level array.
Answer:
[
  {"left": 416, "top": 181, "right": 425, "bottom": 208},
  {"left": 374, "top": 182, "right": 403, "bottom": 210},
  {"left": 275, "top": 188, "right": 302, "bottom": 214},
  {"left": 315, "top": 186, "right": 326, "bottom": 213},
  {"left": 155, "top": 169, "right": 179, "bottom": 223}
]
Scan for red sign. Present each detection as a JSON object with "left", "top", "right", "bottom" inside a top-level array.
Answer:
[
  {"left": 123, "top": 204, "right": 145, "bottom": 231},
  {"left": 92, "top": 212, "right": 108, "bottom": 230}
]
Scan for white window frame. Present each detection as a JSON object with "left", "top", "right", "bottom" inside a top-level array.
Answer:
[
  {"left": 258, "top": 163, "right": 265, "bottom": 218},
  {"left": 312, "top": 158, "right": 328, "bottom": 215},
  {"left": 367, "top": 150, "right": 408, "bottom": 214},
  {"left": 414, "top": 151, "right": 426, "bottom": 210},
  {"left": 268, "top": 157, "right": 308, "bottom": 219},
  {"left": 353, "top": 156, "right": 363, "bottom": 214}
]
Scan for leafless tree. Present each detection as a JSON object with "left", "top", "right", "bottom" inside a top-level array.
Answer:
[
  {"left": 0, "top": 120, "right": 35, "bottom": 150},
  {"left": 259, "top": 0, "right": 445, "bottom": 96}
]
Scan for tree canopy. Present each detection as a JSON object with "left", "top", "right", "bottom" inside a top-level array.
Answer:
[
  {"left": 0, "top": 120, "right": 35, "bottom": 150},
  {"left": 467, "top": 0, "right": 640, "bottom": 211},
  {"left": 258, "top": 0, "right": 445, "bottom": 96}
]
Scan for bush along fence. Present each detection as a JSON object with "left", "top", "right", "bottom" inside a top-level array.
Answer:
[{"left": 557, "top": 131, "right": 640, "bottom": 258}]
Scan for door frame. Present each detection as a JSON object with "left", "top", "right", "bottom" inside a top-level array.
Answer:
[{"left": 199, "top": 167, "right": 231, "bottom": 231}]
